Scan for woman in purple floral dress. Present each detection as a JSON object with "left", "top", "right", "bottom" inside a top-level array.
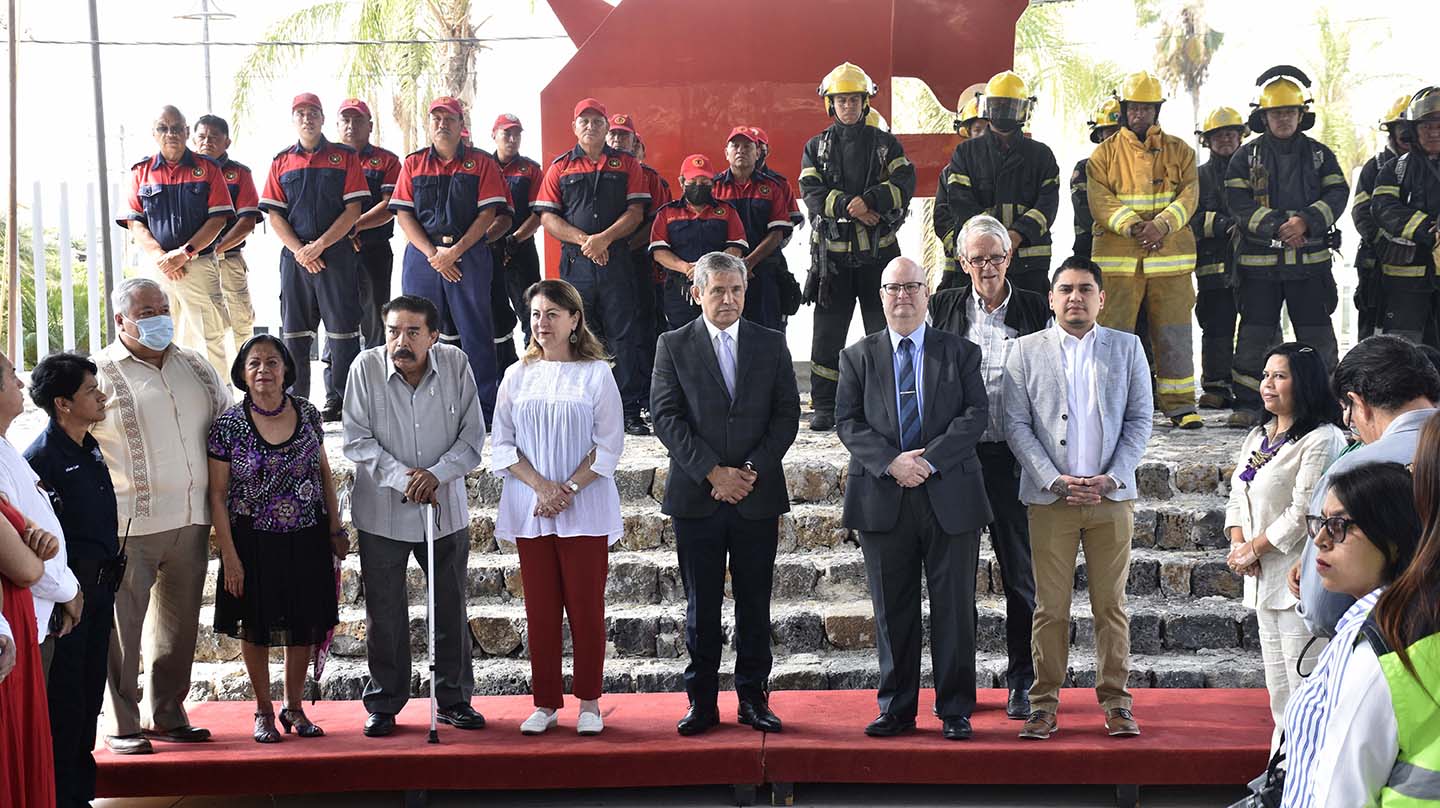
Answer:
[{"left": 207, "top": 335, "right": 348, "bottom": 743}]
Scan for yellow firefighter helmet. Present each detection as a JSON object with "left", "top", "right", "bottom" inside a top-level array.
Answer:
[
  {"left": 1087, "top": 97, "right": 1122, "bottom": 143},
  {"left": 865, "top": 108, "right": 889, "bottom": 131},
  {"left": 1196, "top": 106, "right": 1248, "bottom": 143},
  {"left": 1118, "top": 71, "right": 1165, "bottom": 104},
  {"left": 818, "top": 62, "right": 877, "bottom": 117},
  {"left": 1380, "top": 94, "right": 1412, "bottom": 129},
  {"left": 1248, "top": 66, "right": 1315, "bottom": 133},
  {"left": 979, "top": 70, "right": 1034, "bottom": 124}
]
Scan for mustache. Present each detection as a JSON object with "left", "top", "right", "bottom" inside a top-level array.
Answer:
[{"left": 392, "top": 348, "right": 415, "bottom": 360}]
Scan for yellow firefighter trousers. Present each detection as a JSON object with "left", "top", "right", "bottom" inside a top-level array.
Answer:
[{"left": 1096, "top": 265, "right": 1198, "bottom": 417}]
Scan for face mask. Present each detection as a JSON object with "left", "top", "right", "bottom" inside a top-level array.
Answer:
[
  {"left": 126, "top": 314, "right": 174, "bottom": 351},
  {"left": 989, "top": 119, "right": 1021, "bottom": 135},
  {"left": 684, "top": 184, "right": 714, "bottom": 206}
]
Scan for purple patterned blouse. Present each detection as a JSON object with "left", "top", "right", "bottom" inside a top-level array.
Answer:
[{"left": 206, "top": 397, "right": 325, "bottom": 533}]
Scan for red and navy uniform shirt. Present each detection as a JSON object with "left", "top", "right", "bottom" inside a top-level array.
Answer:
[
  {"left": 496, "top": 153, "right": 542, "bottom": 238},
  {"left": 648, "top": 200, "right": 748, "bottom": 267},
  {"left": 532, "top": 145, "right": 650, "bottom": 235},
  {"left": 641, "top": 163, "right": 673, "bottom": 213},
  {"left": 118, "top": 149, "right": 234, "bottom": 254},
  {"left": 356, "top": 143, "right": 402, "bottom": 246},
  {"left": 258, "top": 138, "right": 370, "bottom": 243},
  {"left": 215, "top": 154, "right": 261, "bottom": 251},
  {"left": 389, "top": 143, "right": 511, "bottom": 242},
  {"left": 760, "top": 165, "right": 806, "bottom": 228},
  {"left": 712, "top": 168, "right": 796, "bottom": 255}
]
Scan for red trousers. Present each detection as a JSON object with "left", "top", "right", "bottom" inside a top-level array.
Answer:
[{"left": 515, "top": 535, "right": 609, "bottom": 708}]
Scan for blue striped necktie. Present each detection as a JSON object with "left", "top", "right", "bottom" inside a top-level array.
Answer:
[{"left": 897, "top": 337, "right": 921, "bottom": 451}]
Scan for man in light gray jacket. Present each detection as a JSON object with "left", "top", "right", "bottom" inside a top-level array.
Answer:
[{"left": 1002, "top": 256, "right": 1152, "bottom": 741}]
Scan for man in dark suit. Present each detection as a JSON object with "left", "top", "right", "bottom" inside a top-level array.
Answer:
[
  {"left": 929, "top": 214, "right": 1049, "bottom": 720},
  {"left": 652, "top": 251, "right": 801, "bottom": 736},
  {"left": 837, "top": 256, "right": 992, "bottom": 740}
]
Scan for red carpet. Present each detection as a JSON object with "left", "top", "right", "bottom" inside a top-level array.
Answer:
[{"left": 95, "top": 689, "right": 1271, "bottom": 798}]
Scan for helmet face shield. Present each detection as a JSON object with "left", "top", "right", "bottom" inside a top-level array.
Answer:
[{"left": 980, "top": 96, "right": 1031, "bottom": 125}]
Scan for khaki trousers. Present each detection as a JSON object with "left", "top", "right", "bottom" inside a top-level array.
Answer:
[
  {"left": 103, "top": 524, "right": 209, "bottom": 737},
  {"left": 216, "top": 252, "right": 255, "bottom": 366},
  {"left": 1028, "top": 499, "right": 1134, "bottom": 713},
  {"left": 162, "top": 259, "right": 229, "bottom": 381}
]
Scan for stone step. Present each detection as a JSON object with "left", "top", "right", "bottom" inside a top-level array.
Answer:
[
  {"left": 185, "top": 644, "right": 1265, "bottom": 704},
  {"left": 192, "top": 591, "right": 1259, "bottom": 668}
]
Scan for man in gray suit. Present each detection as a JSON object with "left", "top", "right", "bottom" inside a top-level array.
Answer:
[
  {"left": 1002, "top": 256, "right": 1153, "bottom": 740},
  {"left": 836, "top": 256, "right": 991, "bottom": 741}
]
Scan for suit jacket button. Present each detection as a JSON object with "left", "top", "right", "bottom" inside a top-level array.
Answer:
[
  {"left": 1060, "top": 439, "right": 1067, "bottom": 446},
  {"left": 1061, "top": 413, "right": 1068, "bottom": 420}
]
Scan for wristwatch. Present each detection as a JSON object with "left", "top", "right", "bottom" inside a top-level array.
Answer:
[
  {"left": 564, "top": 480, "right": 580, "bottom": 494},
  {"left": 182, "top": 243, "right": 198, "bottom": 258}
]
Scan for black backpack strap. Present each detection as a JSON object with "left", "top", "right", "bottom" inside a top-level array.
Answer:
[{"left": 1356, "top": 614, "right": 1393, "bottom": 658}]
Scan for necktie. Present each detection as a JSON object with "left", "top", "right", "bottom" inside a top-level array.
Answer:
[
  {"left": 897, "top": 337, "right": 921, "bottom": 451},
  {"left": 716, "top": 331, "right": 736, "bottom": 399}
]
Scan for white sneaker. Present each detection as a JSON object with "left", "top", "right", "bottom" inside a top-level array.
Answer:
[
  {"left": 520, "top": 709, "right": 558, "bottom": 735},
  {"left": 577, "top": 710, "right": 604, "bottom": 736}
]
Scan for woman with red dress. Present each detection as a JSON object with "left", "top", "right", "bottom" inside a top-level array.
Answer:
[{"left": 0, "top": 493, "right": 57, "bottom": 806}]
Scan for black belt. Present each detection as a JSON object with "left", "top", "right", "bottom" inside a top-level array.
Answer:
[{"left": 429, "top": 234, "right": 462, "bottom": 246}]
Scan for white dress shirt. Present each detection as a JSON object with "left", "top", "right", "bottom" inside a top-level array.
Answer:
[
  {"left": 1056, "top": 324, "right": 1102, "bottom": 477},
  {"left": 0, "top": 610, "right": 11, "bottom": 646},
  {"left": 702, "top": 316, "right": 742, "bottom": 377},
  {"left": 343, "top": 344, "right": 486, "bottom": 543},
  {"left": 91, "top": 341, "right": 232, "bottom": 535},
  {"left": 490, "top": 359, "right": 625, "bottom": 544},
  {"left": 964, "top": 285, "right": 1018, "bottom": 443},
  {"left": 0, "top": 436, "right": 79, "bottom": 640}
]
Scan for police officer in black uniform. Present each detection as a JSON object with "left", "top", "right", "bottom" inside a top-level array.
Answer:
[
  {"left": 1192, "top": 107, "right": 1247, "bottom": 409},
  {"left": 1354, "top": 95, "right": 1415, "bottom": 340},
  {"left": 1372, "top": 87, "right": 1440, "bottom": 348},
  {"left": 940, "top": 71, "right": 1058, "bottom": 296},
  {"left": 799, "top": 62, "right": 916, "bottom": 431},
  {"left": 1225, "top": 67, "right": 1349, "bottom": 427}
]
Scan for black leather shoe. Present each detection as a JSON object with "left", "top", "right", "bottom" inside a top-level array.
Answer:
[
  {"left": 437, "top": 702, "right": 486, "bottom": 730},
  {"left": 144, "top": 724, "right": 211, "bottom": 743},
  {"left": 809, "top": 411, "right": 835, "bottom": 431},
  {"left": 1007, "top": 689, "right": 1031, "bottom": 720},
  {"left": 363, "top": 712, "right": 395, "bottom": 737},
  {"left": 863, "top": 713, "right": 915, "bottom": 737},
  {"left": 942, "top": 716, "right": 973, "bottom": 740},
  {"left": 677, "top": 703, "right": 720, "bottom": 736},
  {"left": 738, "top": 699, "right": 782, "bottom": 733},
  {"left": 624, "top": 416, "right": 651, "bottom": 436}
]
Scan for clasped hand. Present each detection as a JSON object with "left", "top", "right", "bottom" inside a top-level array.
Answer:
[
  {"left": 846, "top": 196, "right": 880, "bottom": 227},
  {"left": 1276, "top": 215, "right": 1309, "bottom": 248},
  {"left": 533, "top": 479, "right": 574, "bottom": 518},
  {"left": 888, "top": 449, "right": 930, "bottom": 488},
  {"left": 580, "top": 234, "right": 612, "bottom": 266},
  {"left": 708, "top": 466, "right": 757, "bottom": 504},
  {"left": 293, "top": 242, "right": 328, "bottom": 273},
  {"left": 1130, "top": 221, "right": 1167, "bottom": 252},
  {"left": 430, "top": 246, "right": 463, "bottom": 282},
  {"left": 1051, "top": 474, "right": 1117, "bottom": 505}
]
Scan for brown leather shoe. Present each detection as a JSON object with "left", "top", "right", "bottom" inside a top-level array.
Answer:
[
  {"left": 1018, "top": 710, "right": 1056, "bottom": 740},
  {"left": 1105, "top": 707, "right": 1140, "bottom": 737}
]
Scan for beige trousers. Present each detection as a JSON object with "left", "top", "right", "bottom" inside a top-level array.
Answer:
[
  {"left": 102, "top": 524, "right": 209, "bottom": 737},
  {"left": 1028, "top": 498, "right": 1135, "bottom": 713},
  {"left": 162, "top": 259, "right": 229, "bottom": 381},
  {"left": 215, "top": 252, "right": 255, "bottom": 369}
]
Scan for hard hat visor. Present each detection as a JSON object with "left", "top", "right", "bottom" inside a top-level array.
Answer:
[{"left": 980, "top": 95, "right": 1031, "bottom": 124}]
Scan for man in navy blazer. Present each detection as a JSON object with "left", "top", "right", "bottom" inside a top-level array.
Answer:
[
  {"left": 651, "top": 251, "right": 801, "bottom": 736},
  {"left": 836, "top": 256, "right": 992, "bottom": 740}
]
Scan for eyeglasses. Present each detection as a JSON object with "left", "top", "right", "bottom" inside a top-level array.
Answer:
[
  {"left": 1306, "top": 514, "right": 1357, "bottom": 545},
  {"left": 880, "top": 282, "right": 926, "bottom": 298},
  {"left": 153, "top": 124, "right": 187, "bottom": 136},
  {"left": 964, "top": 254, "right": 1007, "bottom": 268}
]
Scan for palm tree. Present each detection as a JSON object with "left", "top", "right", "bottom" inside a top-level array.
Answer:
[
  {"left": 230, "top": 0, "right": 479, "bottom": 153},
  {"left": 1312, "top": 8, "right": 1370, "bottom": 181},
  {"left": 1152, "top": 2, "right": 1224, "bottom": 126}
]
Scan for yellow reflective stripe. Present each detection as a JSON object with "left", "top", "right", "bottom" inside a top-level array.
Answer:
[
  {"left": 1093, "top": 256, "right": 1139, "bottom": 273},
  {"left": 1382, "top": 264, "right": 1428, "bottom": 277},
  {"left": 1321, "top": 173, "right": 1346, "bottom": 188},
  {"left": 1140, "top": 254, "right": 1196, "bottom": 273},
  {"left": 812, "top": 363, "right": 840, "bottom": 381},
  {"left": 1202, "top": 211, "right": 1217, "bottom": 238},
  {"left": 1116, "top": 192, "right": 1174, "bottom": 209},
  {"left": 1301, "top": 250, "right": 1330, "bottom": 265},
  {"left": 883, "top": 182, "right": 902, "bottom": 209},
  {"left": 1073, "top": 224, "right": 1087, "bottom": 236},
  {"left": 1402, "top": 211, "right": 1428, "bottom": 241},
  {"left": 855, "top": 227, "right": 871, "bottom": 253},
  {"left": 1224, "top": 177, "right": 1250, "bottom": 189},
  {"left": 948, "top": 173, "right": 972, "bottom": 187},
  {"left": 1161, "top": 199, "right": 1190, "bottom": 227},
  {"left": 800, "top": 167, "right": 822, "bottom": 181},
  {"left": 1072, "top": 181, "right": 1088, "bottom": 192},
  {"left": 1312, "top": 200, "right": 1335, "bottom": 227},
  {"left": 1373, "top": 185, "right": 1400, "bottom": 198},
  {"left": 1107, "top": 207, "right": 1139, "bottom": 233},
  {"left": 1352, "top": 190, "right": 1371, "bottom": 206},
  {"left": 1247, "top": 208, "right": 1271, "bottom": 233},
  {"left": 1238, "top": 253, "right": 1280, "bottom": 266},
  {"left": 887, "top": 155, "right": 911, "bottom": 174},
  {"left": 1156, "top": 376, "right": 1197, "bottom": 393},
  {"left": 1017, "top": 244, "right": 1051, "bottom": 258},
  {"left": 1196, "top": 262, "right": 1225, "bottom": 276},
  {"left": 824, "top": 190, "right": 845, "bottom": 217},
  {"left": 1022, "top": 207, "right": 1050, "bottom": 235},
  {"left": 1041, "top": 176, "right": 1059, "bottom": 187},
  {"left": 1232, "top": 370, "right": 1261, "bottom": 392},
  {"left": 822, "top": 231, "right": 897, "bottom": 254}
]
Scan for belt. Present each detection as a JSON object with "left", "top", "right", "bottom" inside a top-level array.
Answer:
[{"left": 429, "top": 234, "right": 461, "bottom": 246}]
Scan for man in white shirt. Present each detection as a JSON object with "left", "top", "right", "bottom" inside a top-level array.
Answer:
[
  {"left": 0, "top": 612, "right": 13, "bottom": 683},
  {"left": 1003, "top": 257, "right": 1153, "bottom": 740},
  {"left": 92, "top": 278, "right": 232, "bottom": 755},
  {"left": 343, "top": 294, "right": 486, "bottom": 738}
]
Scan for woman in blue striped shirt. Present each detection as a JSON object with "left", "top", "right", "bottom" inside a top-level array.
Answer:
[{"left": 1280, "top": 462, "right": 1421, "bottom": 807}]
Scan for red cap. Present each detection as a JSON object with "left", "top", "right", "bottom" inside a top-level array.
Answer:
[
  {"left": 573, "top": 97, "right": 607, "bottom": 120},
  {"left": 679, "top": 154, "right": 715, "bottom": 182},
  {"left": 608, "top": 113, "right": 637, "bottom": 134},
  {"left": 337, "top": 98, "right": 371, "bottom": 118},
  {"left": 726, "top": 126, "right": 759, "bottom": 144},
  {"left": 748, "top": 126, "right": 770, "bottom": 146},
  {"left": 492, "top": 113, "right": 523, "bottom": 132},
  {"left": 429, "top": 96, "right": 464, "bottom": 117},
  {"left": 291, "top": 93, "right": 323, "bottom": 113}
]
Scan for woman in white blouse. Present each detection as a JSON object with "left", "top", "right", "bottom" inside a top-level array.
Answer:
[
  {"left": 490, "top": 279, "right": 624, "bottom": 737},
  {"left": 1224, "top": 343, "right": 1345, "bottom": 749}
]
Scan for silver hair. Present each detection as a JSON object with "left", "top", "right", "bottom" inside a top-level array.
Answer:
[
  {"left": 111, "top": 277, "right": 167, "bottom": 317},
  {"left": 957, "top": 214, "right": 1012, "bottom": 258},
  {"left": 692, "top": 251, "right": 748, "bottom": 291}
]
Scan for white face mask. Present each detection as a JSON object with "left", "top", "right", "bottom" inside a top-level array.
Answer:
[{"left": 125, "top": 314, "right": 174, "bottom": 351}]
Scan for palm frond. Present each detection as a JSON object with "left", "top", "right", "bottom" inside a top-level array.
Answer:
[{"left": 230, "top": 1, "right": 350, "bottom": 138}]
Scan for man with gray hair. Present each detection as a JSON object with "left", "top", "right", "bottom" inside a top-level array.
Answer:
[
  {"left": 91, "top": 277, "right": 231, "bottom": 754},
  {"left": 652, "top": 251, "right": 800, "bottom": 736},
  {"left": 929, "top": 214, "right": 1049, "bottom": 720}
]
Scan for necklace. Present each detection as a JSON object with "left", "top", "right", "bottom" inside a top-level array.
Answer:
[
  {"left": 1239, "top": 429, "right": 1289, "bottom": 483},
  {"left": 249, "top": 394, "right": 287, "bottom": 418}
]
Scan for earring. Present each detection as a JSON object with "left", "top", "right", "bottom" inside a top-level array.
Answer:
[{"left": 569, "top": 331, "right": 578, "bottom": 344}]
